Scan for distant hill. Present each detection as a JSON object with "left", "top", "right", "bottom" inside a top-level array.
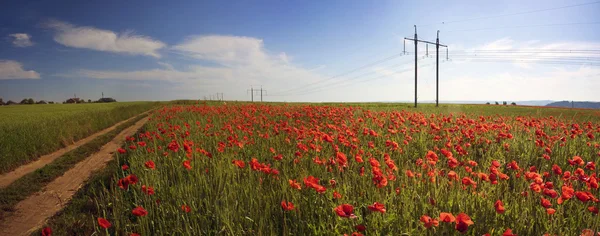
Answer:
[{"left": 546, "top": 101, "right": 600, "bottom": 109}]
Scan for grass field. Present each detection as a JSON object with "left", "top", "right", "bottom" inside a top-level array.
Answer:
[
  {"left": 41, "top": 102, "right": 600, "bottom": 235},
  {"left": 0, "top": 102, "right": 158, "bottom": 174}
]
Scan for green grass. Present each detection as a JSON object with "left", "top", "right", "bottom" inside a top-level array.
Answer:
[
  {"left": 0, "top": 102, "right": 158, "bottom": 174},
  {"left": 38, "top": 103, "right": 600, "bottom": 235},
  {"left": 0, "top": 113, "right": 149, "bottom": 220}
]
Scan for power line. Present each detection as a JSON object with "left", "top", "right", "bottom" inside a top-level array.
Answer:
[
  {"left": 445, "top": 22, "right": 600, "bottom": 33},
  {"left": 270, "top": 62, "right": 436, "bottom": 97},
  {"left": 268, "top": 53, "right": 406, "bottom": 95},
  {"left": 420, "top": 1, "right": 600, "bottom": 27}
]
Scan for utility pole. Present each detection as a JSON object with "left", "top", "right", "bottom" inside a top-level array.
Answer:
[
  {"left": 404, "top": 26, "right": 448, "bottom": 108},
  {"left": 247, "top": 87, "right": 266, "bottom": 102},
  {"left": 248, "top": 87, "right": 254, "bottom": 102},
  {"left": 436, "top": 30, "right": 439, "bottom": 107}
]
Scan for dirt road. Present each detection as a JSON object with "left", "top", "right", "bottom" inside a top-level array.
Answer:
[
  {"left": 0, "top": 114, "right": 143, "bottom": 188},
  {"left": 0, "top": 115, "right": 149, "bottom": 235}
]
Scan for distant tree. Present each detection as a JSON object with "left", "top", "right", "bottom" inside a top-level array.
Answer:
[
  {"left": 495, "top": 101, "right": 499, "bottom": 105},
  {"left": 0, "top": 98, "right": 4, "bottom": 106},
  {"left": 88, "top": 99, "right": 92, "bottom": 103},
  {"left": 97, "top": 97, "right": 117, "bottom": 103},
  {"left": 503, "top": 101, "right": 507, "bottom": 105},
  {"left": 48, "top": 101, "right": 55, "bottom": 104},
  {"left": 36, "top": 100, "right": 47, "bottom": 104},
  {"left": 80, "top": 99, "right": 86, "bottom": 103},
  {"left": 20, "top": 98, "right": 35, "bottom": 105},
  {"left": 511, "top": 102, "right": 517, "bottom": 106},
  {"left": 6, "top": 100, "right": 17, "bottom": 105},
  {"left": 486, "top": 102, "right": 490, "bottom": 105},
  {"left": 65, "top": 98, "right": 81, "bottom": 104}
]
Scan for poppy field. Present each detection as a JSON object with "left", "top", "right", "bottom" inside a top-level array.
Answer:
[{"left": 58, "top": 103, "right": 599, "bottom": 235}]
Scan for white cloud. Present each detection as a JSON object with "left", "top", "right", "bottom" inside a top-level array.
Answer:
[
  {"left": 0, "top": 60, "right": 40, "bottom": 79},
  {"left": 172, "top": 35, "right": 269, "bottom": 65},
  {"left": 67, "top": 35, "right": 330, "bottom": 100},
  {"left": 9, "top": 33, "right": 34, "bottom": 47},
  {"left": 44, "top": 20, "right": 165, "bottom": 58}
]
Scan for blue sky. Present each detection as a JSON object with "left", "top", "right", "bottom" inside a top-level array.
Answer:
[{"left": 1, "top": 0, "right": 599, "bottom": 103}]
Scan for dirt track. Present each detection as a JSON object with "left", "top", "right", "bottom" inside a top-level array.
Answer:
[
  {"left": 0, "top": 115, "right": 149, "bottom": 235},
  {"left": 0, "top": 114, "right": 143, "bottom": 188}
]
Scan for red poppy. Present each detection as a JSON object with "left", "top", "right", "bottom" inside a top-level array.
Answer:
[
  {"left": 183, "top": 160, "right": 192, "bottom": 170},
  {"left": 132, "top": 206, "right": 148, "bottom": 217},
  {"left": 122, "top": 164, "right": 129, "bottom": 171},
  {"left": 144, "top": 160, "right": 155, "bottom": 169},
  {"left": 232, "top": 160, "right": 245, "bottom": 168},
  {"left": 335, "top": 204, "right": 356, "bottom": 218},
  {"left": 439, "top": 212, "right": 455, "bottom": 223},
  {"left": 98, "top": 217, "right": 111, "bottom": 229},
  {"left": 588, "top": 206, "right": 599, "bottom": 214},
  {"left": 455, "top": 213, "right": 474, "bottom": 233},
  {"left": 289, "top": 179, "right": 301, "bottom": 190},
  {"left": 141, "top": 185, "right": 155, "bottom": 195},
  {"left": 546, "top": 208, "right": 556, "bottom": 215},
  {"left": 182, "top": 204, "right": 191, "bottom": 213},
  {"left": 367, "top": 202, "right": 386, "bottom": 213},
  {"left": 42, "top": 227, "right": 52, "bottom": 236},
  {"left": 494, "top": 200, "right": 505, "bottom": 214},
  {"left": 118, "top": 148, "right": 127, "bottom": 154},
  {"left": 130, "top": 234, "right": 141, "bottom": 236},
  {"left": 502, "top": 228, "right": 517, "bottom": 236},
  {"left": 333, "top": 191, "right": 342, "bottom": 199},
  {"left": 355, "top": 224, "right": 366, "bottom": 232},
  {"left": 575, "top": 191, "right": 591, "bottom": 202},
  {"left": 420, "top": 215, "right": 439, "bottom": 228},
  {"left": 281, "top": 201, "right": 295, "bottom": 211},
  {"left": 540, "top": 198, "right": 552, "bottom": 208}
]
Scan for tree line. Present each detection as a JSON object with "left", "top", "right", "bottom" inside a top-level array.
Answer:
[{"left": 0, "top": 97, "right": 117, "bottom": 106}]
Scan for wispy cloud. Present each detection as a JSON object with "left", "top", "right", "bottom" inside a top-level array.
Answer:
[
  {"left": 44, "top": 19, "right": 165, "bottom": 58},
  {"left": 8, "top": 33, "right": 34, "bottom": 47},
  {"left": 68, "top": 35, "right": 329, "bottom": 98},
  {"left": 0, "top": 60, "right": 40, "bottom": 79}
]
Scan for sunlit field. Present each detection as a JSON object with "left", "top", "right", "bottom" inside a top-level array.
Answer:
[
  {"left": 0, "top": 102, "right": 157, "bottom": 173},
  {"left": 45, "top": 103, "right": 599, "bottom": 235}
]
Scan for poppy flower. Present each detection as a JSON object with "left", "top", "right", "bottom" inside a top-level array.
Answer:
[
  {"left": 502, "top": 228, "right": 517, "bottom": 236},
  {"left": 494, "top": 200, "right": 505, "bottom": 214},
  {"left": 335, "top": 204, "right": 356, "bottom": 218},
  {"left": 420, "top": 215, "right": 439, "bottom": 228},
  {"left": 455, "top": 213, "right": 474, "bottom": 233},
  {"left": 575, "top": 191, "right": 591, "bottom": 202},
  {"left": 183, "top": 160, "right": 192, "bottom": 170},
  {"left": 355, "top": 224, "right": 366, "bottom": 232},
  {"left": 281, "top": 201, "right": 295, "bottom": 211},
  {"left": 42, "top": 227, "right": 52, "bottom": 236},
  {"left": 541, "top": 198, "right": 552, "bottom": 208},
  {"left": 439, "top": 212, "right": 455, "bottom": 222},
  {"left": 546, "top": 208, "right": 556, "bottom": 215},
  {"left": 130, "top": 233, "right": 141, "bottom": 236},
  {"left": 132, "top": 206, "right": 148, "bottom": 217},
  {"left": 182, "top": 204, "right": 191, "bottom": 213},
  {"left": 141, "top": 185, "right": 155, "bottom": 195},
  {"left": 333, "top": 191, "right": 342, "bottom": 199},
  {"left": 122, "top": 164, "right": 129, "bottom": 171},
  {"left": 588, "top": 206, "right": 599, "bottom": 214},
  {"left": 367, "top": 202, "right": 386, "bottom": 213},
  {"left": 232, "top": 160, "right": 245, "bottom": 168},
  {"left": 288, "top": 179, "right": 301, "bottom": 190},
  {"left": 98, "top": 217, "right": 111, "bottom": 229},
  {"left": 118, "top": 148, "right": 126, "bottom": 154}
]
